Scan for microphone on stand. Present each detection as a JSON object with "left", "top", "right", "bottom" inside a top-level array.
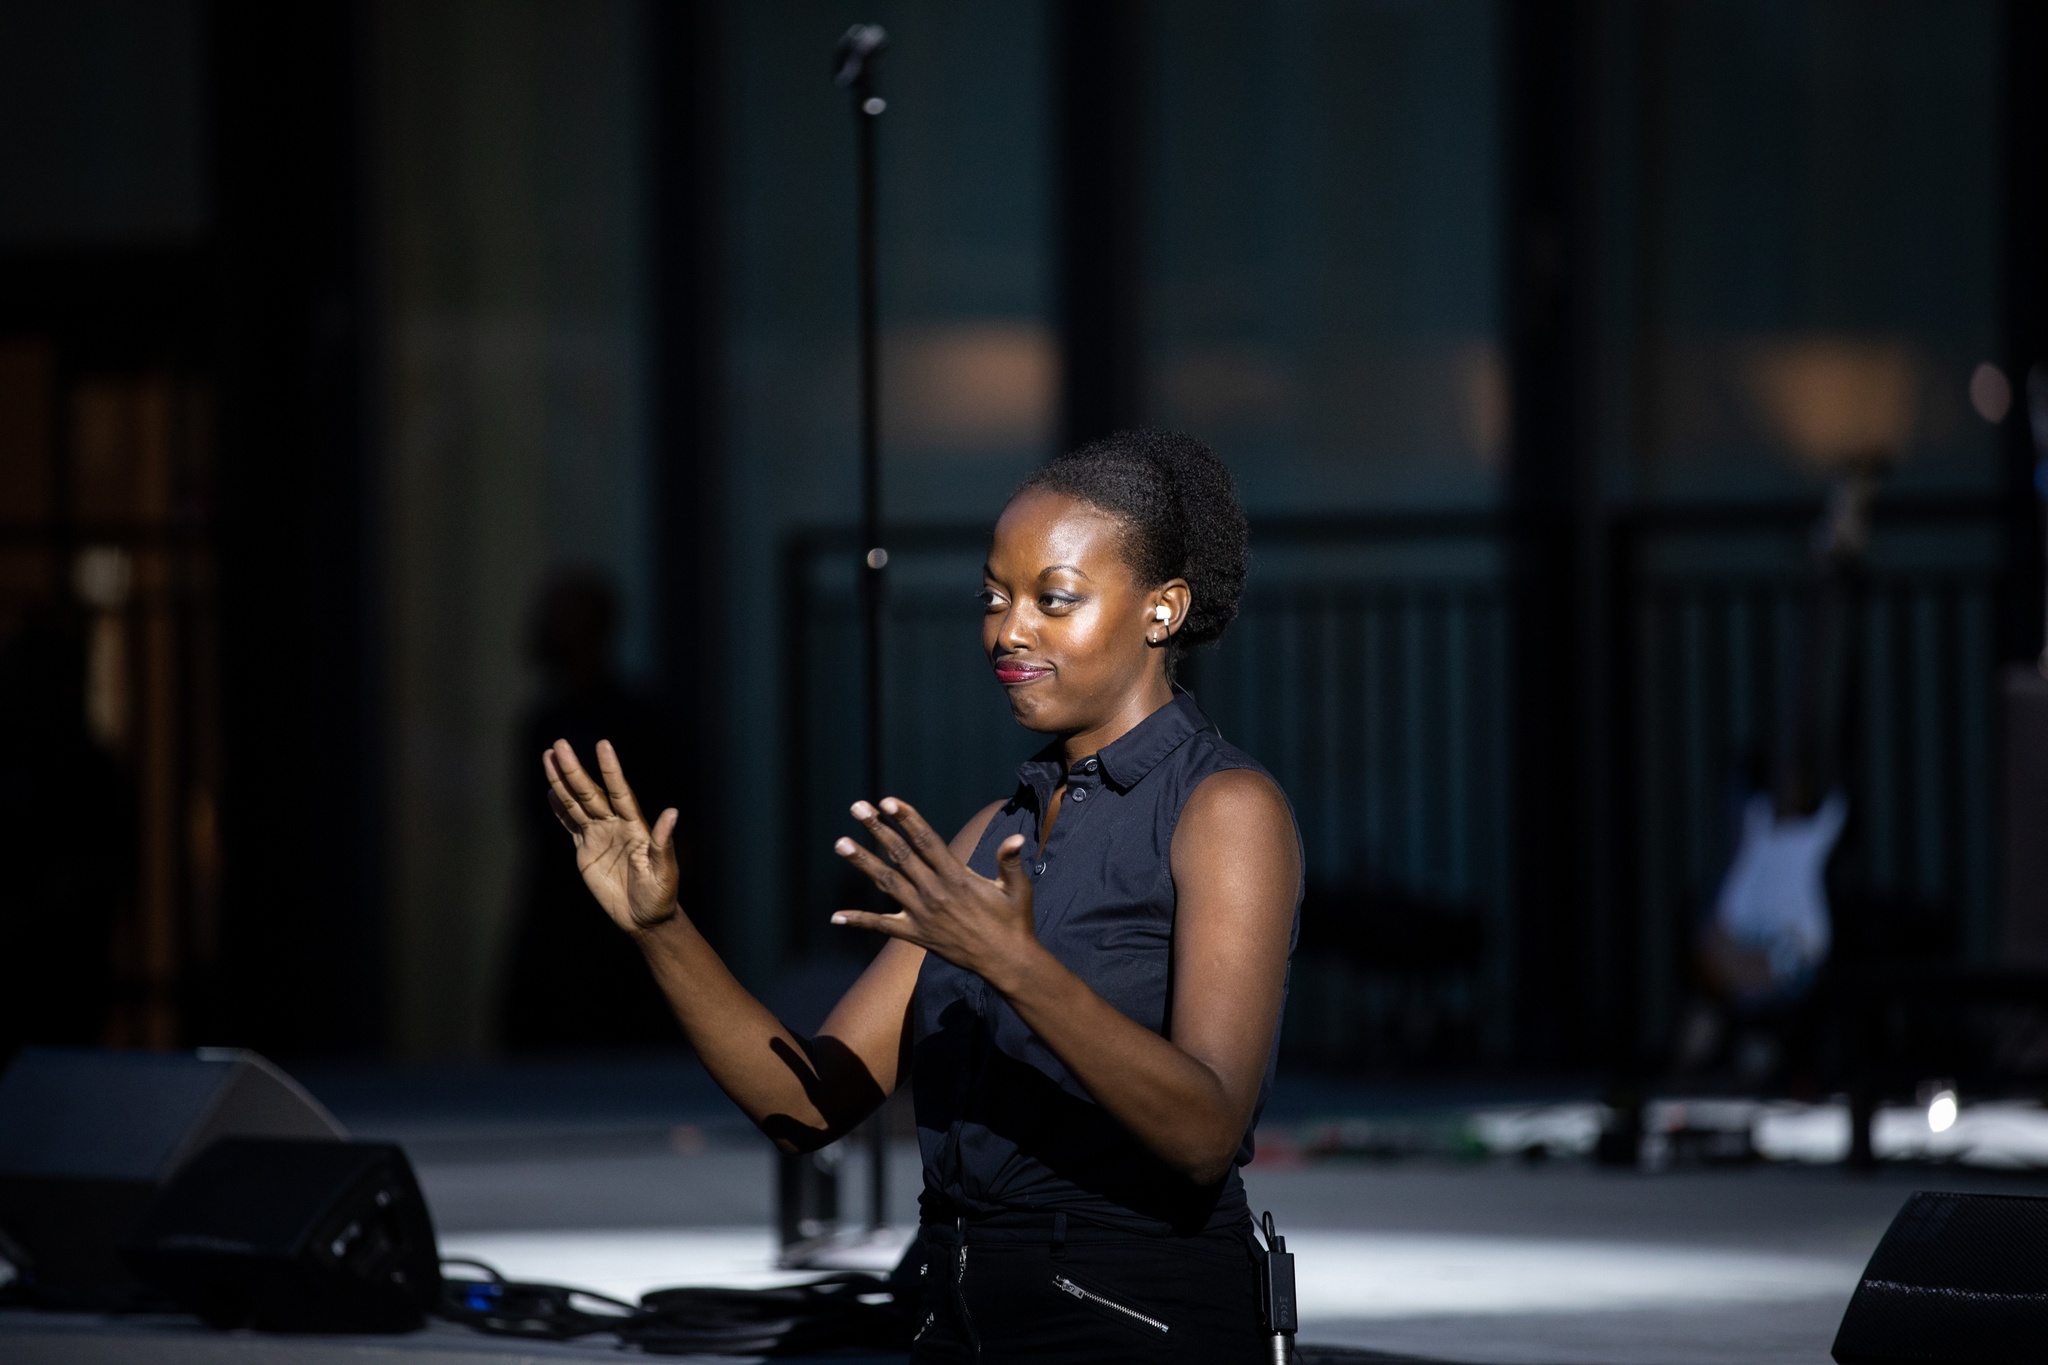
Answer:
[
  {"left": 777, "top": 22, "right": 894, "bottom": 1269},
  {"left": 835, "top": 17, "right": 893, "bottom": 1251},
  {"left": 834, "top": 23, "right": 886, "bottom": 91}
]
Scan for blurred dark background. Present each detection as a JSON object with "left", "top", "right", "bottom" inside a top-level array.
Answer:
[{"left": 0, "top": 0, "right": 2043, "bottom": 1086}]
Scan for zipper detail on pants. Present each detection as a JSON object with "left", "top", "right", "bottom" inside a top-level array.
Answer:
[
  {"left": 1053, "top": 1273, "right": 1171, "bottom": 1333},
  {"left": 955, "top": 1241, "right": 982, "bottom": 1354}
]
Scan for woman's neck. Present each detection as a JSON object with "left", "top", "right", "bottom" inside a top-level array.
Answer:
[{"left": 1058, "top": 675, "right": 1177, "bottom": 769}]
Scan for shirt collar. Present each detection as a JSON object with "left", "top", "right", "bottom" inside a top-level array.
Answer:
[{"left": 1014, "top": 689, "right": 1211, "bottom": 805}]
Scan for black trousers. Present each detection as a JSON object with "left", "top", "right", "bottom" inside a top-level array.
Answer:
[{"left": 909, "top": 1212, "right": 1267, "bottom": 1364}]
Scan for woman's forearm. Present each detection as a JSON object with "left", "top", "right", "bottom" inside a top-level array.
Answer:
[
  {"left": 985, "top": 944, "right": 1252, "bottom": 1185},
  {"left": 631, "top": 910, "right": 885, "bottom": 1153}
]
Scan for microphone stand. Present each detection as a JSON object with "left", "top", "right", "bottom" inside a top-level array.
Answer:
[
  {"left": 776, "top": 25, "right": 892, "bottom": 1269},
  {"left": 837, "top": 21, "right": 892, "bottom": 1242},
  {"left": 2030, "top": 366, "right": 2048, "bottom": 679}
]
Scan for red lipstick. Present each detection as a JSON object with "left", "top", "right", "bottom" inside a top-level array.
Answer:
[{"left": 994, "top": 659, "right": 1051, "bottom": 686}]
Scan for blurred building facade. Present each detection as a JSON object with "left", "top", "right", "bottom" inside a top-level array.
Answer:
[{"left": 0, "top": 0, "right": 2041, "bottom": 1066}]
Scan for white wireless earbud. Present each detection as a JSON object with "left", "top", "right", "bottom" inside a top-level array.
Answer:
[{"left": 1153, "top": 606, "right": 1171, "bottom": 622}]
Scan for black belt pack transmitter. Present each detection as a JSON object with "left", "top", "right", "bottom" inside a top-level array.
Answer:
[{"left": 1257, "top": 1210, "right": 1298, "bottom": 1362}]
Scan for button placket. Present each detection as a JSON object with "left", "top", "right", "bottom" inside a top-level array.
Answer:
[{"left": 1034, "top": 766, "right": 1100, "bottom": 884}]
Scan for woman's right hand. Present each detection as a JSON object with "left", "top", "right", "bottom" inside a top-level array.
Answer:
[{"left": 543, "top": 739, "right": 681, "bottom": 932}]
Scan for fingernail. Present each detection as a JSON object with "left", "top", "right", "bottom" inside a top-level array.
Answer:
[
  {"left": 851, "top": 801, "right": 875, "bottom": 820},
  {"left": 835, "top": 838, "right": 856, "bottom": 855},
  {"left": 880, "top": 798, "right": 899, "bottom": 814},
  {"left": 831, "top": 913, "right": 848, "bottom": 925}
]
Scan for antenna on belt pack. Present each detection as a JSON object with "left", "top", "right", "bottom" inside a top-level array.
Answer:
[{"left": 1257, "top": 1210, "right": 1297, "bottom": 1364}]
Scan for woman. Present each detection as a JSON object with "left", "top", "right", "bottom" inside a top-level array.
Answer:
[{"left": 542, "top": 430, "right": 1301, "bottom": 1362}]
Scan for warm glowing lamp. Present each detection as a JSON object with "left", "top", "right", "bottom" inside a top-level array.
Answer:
[{"left": 1744, "top": 336, "right": 1918, "bottom": 475}]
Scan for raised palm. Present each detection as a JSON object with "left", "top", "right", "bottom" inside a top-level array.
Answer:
[{"left": 542, "top": 739, "right": 680, "bottom": 931}]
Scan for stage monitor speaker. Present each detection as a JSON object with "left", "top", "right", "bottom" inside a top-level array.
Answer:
[
  {"left": 1834, "top": 1190, "right": 2048, "bottom": 1364},
  {"left": 0, "top": 1046, "right": 345, "bottom": 1307},
  {"left": 121, "top": 1137, "right": 440, "bottom": 1332}
]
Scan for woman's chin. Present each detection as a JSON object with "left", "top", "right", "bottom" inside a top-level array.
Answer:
[{"left": 1003, "top": 688, "right": 1066, "bottom": 733}]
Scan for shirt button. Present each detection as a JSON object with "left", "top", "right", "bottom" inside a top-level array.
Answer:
[
  {"left": 1035, "top": 863, "right": 1046, "bottom": 875},
  {"left": 1082, "top": 759, "right": 1098, "bottom": 773},
  {"left": 1070, "top": 789, "right": 1085, "bottom": 802}
]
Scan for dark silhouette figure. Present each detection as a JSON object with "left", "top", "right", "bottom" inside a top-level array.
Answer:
[
  {"left": 0, "top": 610, "right": 130, "bottom": 1055},
  {"left": 500, "top": 570, "right": 682, "bottom": 1051}
]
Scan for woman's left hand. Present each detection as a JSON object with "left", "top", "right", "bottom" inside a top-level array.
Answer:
[{"left": 831, "top": 798, "right": 1037, "bottom": 982}]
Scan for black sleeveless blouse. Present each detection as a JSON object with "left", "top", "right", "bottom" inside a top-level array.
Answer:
[{"left": 909, "top": 691, "right": 1300, "bottom": 1235}]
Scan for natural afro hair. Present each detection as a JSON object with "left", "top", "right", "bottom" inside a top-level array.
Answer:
[{"left": 1015, "top": 429, "right": 1249, "bottom": 674}]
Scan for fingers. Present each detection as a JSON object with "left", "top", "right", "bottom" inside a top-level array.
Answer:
[
  {"left": 549, "top": 739, "right": 616, "bottom": 821},
  {"left": 594, "top": 740, "right": 646, "bottom": 824},
  {"left": 834, "top": 834, "right": 926, "bottom": 912},
  {"left": 829, "top": 908, "right": 916, "bottom": 940},
  {"left": 992, "top": 833, "right": 1028, "bottom": 897},
  {"left": 850, "top": 801, "right": 943, "bottom": 897},
  {"left": 546, "top": 786, "right": 585, "bottom": 834},
  {"left": 650, "top": 807, "right": 679, "bottom": 855},
  {"left": 543, "top": 751, "right": 592, "bottom": 829},
  {"left": 878, "top": 798, "right": 959, "bottom": 873}
]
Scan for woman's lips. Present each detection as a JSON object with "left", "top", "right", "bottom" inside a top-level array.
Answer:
[{"left": 994, "top": 661, "right": 1051, "bottom": 686}]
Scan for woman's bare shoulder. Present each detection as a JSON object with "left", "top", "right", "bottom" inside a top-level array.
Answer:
[
  {"left": 1182, "top": 766, "right": 1292, "bottom": 826},
  {"left": 1173, "top": 767, "right": 1298, "bottom": 869}
]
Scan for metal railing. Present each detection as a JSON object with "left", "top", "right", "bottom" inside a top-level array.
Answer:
[
  {"left": 780, "top": 516, "right": 1513, "bottom": 1061},
  {"left": 782, "top": 499, "right": 2008, "bottom": 1065}
]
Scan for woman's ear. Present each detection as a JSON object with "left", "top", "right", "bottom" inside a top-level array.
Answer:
[
  {"left": 1158, "top": 580, "right": 1191, "bottom": 634},
  {"left": 1147, "top": 580, "right": 1192, "bottom": 644}
]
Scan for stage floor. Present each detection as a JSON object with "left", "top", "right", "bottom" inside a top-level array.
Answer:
[
  {"left": 11, "top": 1058, "right": 2048, "bottom": 1364},
  {"left": 416, "top": 1147, "right": 1988, "bottom": 1365}
]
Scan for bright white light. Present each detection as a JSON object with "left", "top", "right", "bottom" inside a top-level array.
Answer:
[{"left": 1928, "top": 1090, "right": 1959, "bottom": 1133}]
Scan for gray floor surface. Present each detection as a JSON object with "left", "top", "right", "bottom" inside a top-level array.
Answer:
[
  {"left": 1242, "top": 1161, "right": 2046, "bottom": 1364},
  {"left": 324, "top": 1059, "right": 2048, "bottom": 1365},
  {"left": 12, "top": 1058, "right": 2042, "bottom": 1364},
  {"left": 406, "top": 1140, "right": 2043, "bottom": 1365}
]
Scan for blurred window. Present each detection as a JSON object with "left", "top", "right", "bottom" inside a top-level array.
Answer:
[
  {"left": 0, "top": 0, "right": 206, "bottom": 245},
  {"left": 728, "top": 0, "right": 1054, "bottom": 527},
  {"left": 1145, "top": 0, "right": 1505, "bottom": 513},
  {"left": 1625, "top": 0, "right": 2001, "bottom": 499}
]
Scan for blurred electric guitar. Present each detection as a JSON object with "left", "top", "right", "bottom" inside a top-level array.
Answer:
[{"left": 1709, "top": 465, "right": 1881, "bottom": 995}]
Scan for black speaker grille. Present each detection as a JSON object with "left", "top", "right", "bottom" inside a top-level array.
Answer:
[
  {"left": 1835, "top": 1192, "right": 2048, "bottom": 1365},
  {"left": 119, "top": 1138, "right": 439, "bottom": 1332},
  {"left": 1864, "top": 1194, "right": 2048, "bottom": 1297}
]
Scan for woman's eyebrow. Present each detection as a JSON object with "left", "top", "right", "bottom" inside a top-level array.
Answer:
[{"left": 1038, "top": 564, "right": 1092, "bottom": 581}]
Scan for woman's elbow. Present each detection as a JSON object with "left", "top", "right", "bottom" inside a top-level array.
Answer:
[
  {"left": 1170, "top": 1128, "right": 1246, "bottom": 1187},
  {"left": 762, "top": 1113, "right": 840, "bottom": 1155}
]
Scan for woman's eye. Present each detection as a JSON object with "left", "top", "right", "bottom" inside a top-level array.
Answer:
[
  {"left": 1038, "top": 593, "right": 1077, "bottom": 612},
  {"left": 977, "top": 588, "right": 1004, "bottom": 611}
]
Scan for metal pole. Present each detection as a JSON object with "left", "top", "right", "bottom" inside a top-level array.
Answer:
[
  {"left": 836, "top": 21, "right": 890, "bottom": 1237},
  {"left": 2029, "top": 366, "right": 2048, "bottom": 677}
]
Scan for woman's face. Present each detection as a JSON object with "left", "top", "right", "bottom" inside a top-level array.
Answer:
[{"left": 981, "top": 489, "right": 1187, "bottom": 737}]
